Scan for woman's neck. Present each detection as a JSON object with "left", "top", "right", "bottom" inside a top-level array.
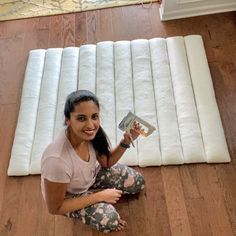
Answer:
[{"left": 66, "top": 126, "right": 86, "bottom": 150}]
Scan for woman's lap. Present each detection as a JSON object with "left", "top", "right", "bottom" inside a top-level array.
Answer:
[
  {"left": 92, "top": 163, "right": 145, "bottom": 194},
  {"left": 67, "top": 164, "right": 145, "bottom": 232}
]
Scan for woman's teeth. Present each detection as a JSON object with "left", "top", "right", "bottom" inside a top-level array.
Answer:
[{"left": 83, "top": 130, "right": 94, "bottom": 135}]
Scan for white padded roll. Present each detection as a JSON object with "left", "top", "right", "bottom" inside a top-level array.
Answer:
[
  {"left": 96, "top": 42, "right": 116, "bottom": 146},
  {"left": 54, "top": 47, "right": 79, "bottom": 137},
  {"left": 149, "top": 38, "right": 183, "bottom": 165},
  {"left": 131, "top": 39, "right": 161, "bottom": 166},
  {"left": 114, "top": 41, "right": 138, "bottom": 166},
  {"left": 8, "top": 50, "right": 46, "bottom": 176},
  {"left": 184, "top": 35, "right": 230, "bottom": 163},
  {"left": 167, "top": 36, "right": 205, "bottom": 163},
  {"left": 78, "top": 45, "right": 96, "bottom": 93},
  {"left": 30, "top": 49, "right": 62, "bottom": 174}
]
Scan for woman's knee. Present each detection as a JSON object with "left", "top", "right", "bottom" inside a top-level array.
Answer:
[
  {"left": 83, "top": 203, "right": 120, "bottom": 233},
  {"left": 123, "top": 170, "right": 145, "bottom": 194}
]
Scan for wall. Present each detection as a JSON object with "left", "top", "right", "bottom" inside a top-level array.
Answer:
[{"left": 159, "top": 0, "right": 236, "bottom": 20}]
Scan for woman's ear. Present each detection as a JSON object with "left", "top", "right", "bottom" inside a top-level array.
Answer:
[{"left": 65, "top": 118, "right": 70, "bottom": 126}]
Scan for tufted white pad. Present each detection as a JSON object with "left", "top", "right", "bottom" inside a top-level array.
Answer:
[{"left": 7, "top": 35, "right": 230, "bottom": 176}]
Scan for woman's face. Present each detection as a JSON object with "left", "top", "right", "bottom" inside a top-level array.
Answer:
[{"left": 66, "top": 100, "right": 100, "bottom": 141}]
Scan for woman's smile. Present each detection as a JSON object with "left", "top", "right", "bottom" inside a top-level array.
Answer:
[{"left": 83, "top": 129, "right": 97, "bottom": 136}]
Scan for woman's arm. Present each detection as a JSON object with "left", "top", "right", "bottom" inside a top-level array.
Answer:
[
  {"left": 97, "top": 122, "right": 142, "bottom": 168},
  {"left": 44, "top": 179, "right": 122, "bottom": 215}
]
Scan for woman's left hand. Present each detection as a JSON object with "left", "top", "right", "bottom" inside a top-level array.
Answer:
[{"left": 123, "top": 121, "right": 142, "bottom": 143}]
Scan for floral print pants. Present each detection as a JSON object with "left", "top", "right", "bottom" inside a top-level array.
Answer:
[{"left": 68, "top": 163, "right": 145, "bottom": 233}]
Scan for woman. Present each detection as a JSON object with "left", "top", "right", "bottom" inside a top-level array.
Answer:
[{"left": 41, "top": 90, "right": 145, "bottom": 233}]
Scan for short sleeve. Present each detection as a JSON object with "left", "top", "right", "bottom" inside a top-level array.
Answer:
[{"left": 41, "top": 156, "right": 71, "bottom": 183}]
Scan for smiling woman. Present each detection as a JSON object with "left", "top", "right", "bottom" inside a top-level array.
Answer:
[
  {"left": 40, "top": 89, "right": 145, "bottom": 233},
  {"left": 0, "top": 0, "right": 156, "bottom": 21}
]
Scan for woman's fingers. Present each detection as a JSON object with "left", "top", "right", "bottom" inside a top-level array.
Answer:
[{"left": 115, "top": 219, "right": 127, "bottom": 231}]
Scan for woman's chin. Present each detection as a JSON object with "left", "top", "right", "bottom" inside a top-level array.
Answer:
[{"left": 82, "top": 132, "right": 97, "bottom": 140}]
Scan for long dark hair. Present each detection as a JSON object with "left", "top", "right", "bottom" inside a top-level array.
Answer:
[{"left": 64, "top": 90, "right": 111, "bottom": 158}]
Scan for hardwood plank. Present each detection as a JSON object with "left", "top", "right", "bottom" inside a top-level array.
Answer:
[
  {"left": 0, "top": 177, "right": 23, "bottom": 235},
  {"left": 162, "top": 166, "right": 192, "bottom": 236},
  {"left": 49, "top": 15, "right": 63, "bottom": 47},
  {"left": 54, "top": 216, "right": 74, "bottom": 236},
  {"left": 185, "top": 198, "right": 212, "bottom": 236},
  {"left": 216, "top": 164, "right": 236, "bottom": 235},
  {"left": 121, "top": 5, "right": 152, "bottom": 40},
  {"left": 62, "top": 14, "right": 75, "bottom": 47},
  {"left": 96, "top": 9, "right": 114, "bottom": 42},
  {"left": 178, "top": 165, "right": 214, "bottom": 235},
  {"left": 36, "top": 194, "right": 55, "bottom": 236},
  {"left": 209, "top": 61, "right": 236, "bottom": 167},
  {"left": 148, "top": 3, "right": 166, "bottom": 37},
  {"left": 127, "top": 192, "right": 148, "bottom": 235},
  {"left": 111, "top": 7, "right": 130, "bottom": 41},
  {"left": 140, "top": 167, "right": 172, "bottom": 236},
  {"left": 14, "top": 177, "right": 41, "bottom": 236},
  {"left": 197, "top": 165, "right": 234, "bottom": 235},
  {"left": 0, "top": 104, "right": 19, "bottom": 215},
  {"left": 87, "top": 9, "right": 114, "bottom": 43},
  {"left": 75, "top": 12, "right": 87, "bottom": 46},
  {"left": 179, "top": 165, "right": 201, "bottom": 200},
  {"left": 86, "top": 11, "right": 98, "bottom": 44},
  {"left": 0, "top": 30, "right": 25, "bottom": 104},
  {"left": 37, "top": 17, "right": 50, "bottom": 49}
]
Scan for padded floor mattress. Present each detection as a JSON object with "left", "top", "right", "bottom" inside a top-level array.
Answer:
[{"left": 7, "top": 35, "right": 230, "bottom": 176}]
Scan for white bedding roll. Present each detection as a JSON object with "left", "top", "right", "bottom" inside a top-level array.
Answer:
[
  {"left": 167, "top": 36, "right": 205, "bottom": 163},
  {"left": 96, "top": 42, "right": 116, "bottom": 147},
  {"left": 7, "top": 50, "right": 46, "bottom": 176},
  {"left": 184, "top": 35, "right": 230, "bottom": 163},
  {"left": 78, "top": 45, "right": 96, "bottom": 93},
  {"left": 114, "top": 41, "right": 138, "bottom": 166},
  {"left": 131, "top": 39, "right": 161, "bottom": 166},
  {"left": 30, "top": 48, "right": 62, "bottom": 174},
  {"left": 54, "top": 47, "right": 79, "bottom": 138},
  {"left": 149, "top": 38, "right": 183, "bottom": 165}
]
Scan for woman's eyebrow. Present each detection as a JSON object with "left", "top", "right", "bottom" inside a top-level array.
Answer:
[
  {"left": 75, "top": 113, "right": 99, "bottom": 118},
  {"left": 75, "top": 114, "right": 86, "bottom": 118}
]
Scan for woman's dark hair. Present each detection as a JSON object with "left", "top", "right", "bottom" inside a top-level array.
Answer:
[{"left": 64, "top": 90, "right": 111, "bottom": 158}]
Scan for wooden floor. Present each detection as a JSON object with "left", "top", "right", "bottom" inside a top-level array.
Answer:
[{"left": 0, "top": 4, "right": 236, "bottom": 236}]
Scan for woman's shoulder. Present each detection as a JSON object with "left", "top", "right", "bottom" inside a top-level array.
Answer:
[{"left": 42, "top": 129, "right": 69, "bottom": 160}]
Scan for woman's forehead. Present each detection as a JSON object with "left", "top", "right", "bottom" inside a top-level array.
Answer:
[{"left": 73, "top": 100, "right": 99, "bottom": 113}]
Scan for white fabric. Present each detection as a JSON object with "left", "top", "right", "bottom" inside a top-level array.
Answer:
[
  {"left": 54, "top": 47, "right": 79, "bottom": 138},
  {"left": 184, "top": 35, "right": 230, "bottom": 163},
  {"left": 30, "top": 49, "right": 63, "bottom": 174},
  {"left": 7, "top": 35, "right": 230, "bottom": 176},
  {"left": 149, "top": 38, "right": 183, "bottom": 165},
  {"left": 131, "top": 39, "right": 161, "bottom": 166},
  {"left": 7, "top": 50, "right": 46, "bottom": 176},
  {"left": 114, "top": 41, "right": 138, "bottom": 165},
  {"left": 167, "top": 37, "right": 206, "bottom": 163}
]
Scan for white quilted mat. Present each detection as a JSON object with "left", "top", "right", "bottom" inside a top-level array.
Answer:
[{"left": 8, "top": 35, "right": 230, "bottom": 176}]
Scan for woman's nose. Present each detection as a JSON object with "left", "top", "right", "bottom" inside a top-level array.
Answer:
[{"left": 86, "top": 119, "right": 95, "bottom": 128}]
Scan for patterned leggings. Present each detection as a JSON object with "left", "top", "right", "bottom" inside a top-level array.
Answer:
[{"left": 68, "top": 163, "right": 145, "bottom": 233}]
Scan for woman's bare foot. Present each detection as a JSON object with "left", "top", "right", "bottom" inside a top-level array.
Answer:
[{"left": 115, "top": 219, "right": 127, "bottom": 231}]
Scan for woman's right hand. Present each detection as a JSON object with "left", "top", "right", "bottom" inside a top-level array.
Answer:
[{"left": 97, "top": 188, "right": 122, "bottom": 204}]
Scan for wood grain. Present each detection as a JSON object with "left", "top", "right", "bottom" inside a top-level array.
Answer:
[{"left": 0, "top": 4, "right": 235, "bottom": 235}]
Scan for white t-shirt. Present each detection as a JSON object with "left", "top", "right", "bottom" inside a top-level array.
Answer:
[{"left": 41, "top": 128, "right": 101, "bottom": 199}]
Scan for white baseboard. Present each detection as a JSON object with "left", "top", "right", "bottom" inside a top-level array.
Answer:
[{"left": 159, "top": 2, "right": 236, "bottom": 21}]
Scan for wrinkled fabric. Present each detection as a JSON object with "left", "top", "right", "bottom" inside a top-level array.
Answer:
[{"left": 68, "top": 163, "right": 145, "bottom": 232}]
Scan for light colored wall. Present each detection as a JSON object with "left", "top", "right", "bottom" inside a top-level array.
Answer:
[{"left": 159, "top": 0, "right": 236, "bottom": 20}]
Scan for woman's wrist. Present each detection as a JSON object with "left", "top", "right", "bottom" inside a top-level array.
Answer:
[{"left": 120, "top": 139, "right": 130, "bottom": 149}]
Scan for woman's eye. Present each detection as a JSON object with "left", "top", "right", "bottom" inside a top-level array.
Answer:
[
  {"left": 77, "top": 117, "right": 86, "bottom": 121},
  {"left": 92, "top": 114, "right": 99, "bottom": 120}
]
